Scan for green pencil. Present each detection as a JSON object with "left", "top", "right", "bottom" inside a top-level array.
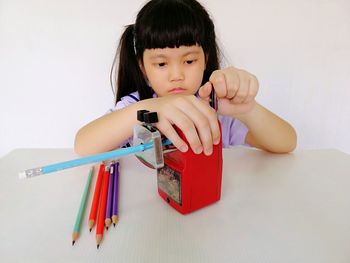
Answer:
[{"left": 72, "top": 167, "right": 94, "bottom": 245}]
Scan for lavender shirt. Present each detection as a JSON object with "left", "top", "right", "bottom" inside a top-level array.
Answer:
[{"left": 108, "top": 91, "right": 249, "bottom": 148}]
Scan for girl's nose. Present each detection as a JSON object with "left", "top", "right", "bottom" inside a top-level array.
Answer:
[{"left": 169, "top": 65, "right": 184, "bottom": 82}]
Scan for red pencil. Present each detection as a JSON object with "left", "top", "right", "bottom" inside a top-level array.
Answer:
[
  {"left": 96, "top": 165, "right": 110, "bottom": 249},
  {"left": 88, "top": 163, "right": 104, "bottom": 232}
]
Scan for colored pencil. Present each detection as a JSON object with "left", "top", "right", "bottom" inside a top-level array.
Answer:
[
  {"left": 19, "top": 139, "right": 171, "bottom": 178},
  {"left": 112, "top": 162, "right": 120, "bottom": 226},
  {"left": 96, "top": 165, "right": 110, "bottom": 249},
  {"left": 88, "top": 163, "right": 104, "bottom": 231},
  {"left": 72, "top": 167, "right": 94, "bottom": 245},
  {"left": 105, "top": 163, "right": 115, "bottom": 230}
]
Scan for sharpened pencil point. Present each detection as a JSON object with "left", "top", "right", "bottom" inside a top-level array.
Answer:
[
  {"left": 106, "top": 226, "right": 108, "bottom": 231},
  {"left": 89, "top": 228, "right": 92, "bottom": 232},
  {"left": 72, "top": 240, "right": 75, "bottom": 246},
  {"left": 97, "top": 244, "right": 100, "bottom": 249},
  {"left": 113, "top": 223, "right": 116, "bottom": 227}
]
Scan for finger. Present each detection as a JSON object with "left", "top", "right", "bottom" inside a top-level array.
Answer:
[
  {"left": 245, "top": 75, "right": 259, "bottom": 103},
  {"left": 242, "top": 83, "right": 252, "bottom": 104},
  {"left": 224, "top": 70, "right": 239, "bottom": 99},
  {"left": 155, "top": 120, "right": 189, "bottom": 153},
  {"left": 209, "top": 70, "right": 227, "bottom": 98},
  {"left": 164, "top": 98, "right": 206, "bottom": 154},
  {"left": 198, "top": 82, "right": 212, "bottom": 101},
  {"left": 176, "top": 98, "right": 214, "bottom": 155},
  {"left": 158, "top": 105, "right": 204, "bottom": 154},
  {"left": 191, "top": 97, "right": 221, "bottom": 149},
  {"left": 232, "top": 75, "right": 249, "bottom": 104}
]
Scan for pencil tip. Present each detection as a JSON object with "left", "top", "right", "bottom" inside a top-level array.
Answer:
[
  {"left": 113, "top": 223, "right": 116, "bottom": 227},
  {"left": 72, "top": 240, "right": 75, "bottom": 246},
  {"left": 97, "top": 245, "right": 100, "bottom": 249},
  {"left": 89, "top": 228, "right": 92, "bottom": 232},
  {"left": 106, "top": 227, "right": 108, "bottom": 231}
]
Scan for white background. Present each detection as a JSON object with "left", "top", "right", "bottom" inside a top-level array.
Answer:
[{"left": 1, "top": 0, "right": 349, "bottom": 157}]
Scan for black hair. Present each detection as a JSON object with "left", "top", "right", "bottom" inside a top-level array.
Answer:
[{"left": 111, "top": 0, "right": 220, "bottom": 103}]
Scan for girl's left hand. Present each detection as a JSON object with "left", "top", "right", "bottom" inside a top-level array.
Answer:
[{"left": 198, "top": 67, "right": 259, "bottom": 117}]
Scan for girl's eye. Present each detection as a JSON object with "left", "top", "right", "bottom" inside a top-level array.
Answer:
[
  {"left": 157, "top": 63, "right": 166, "bottom": 67},
  {"left": 185, "top": 60, "right": 195, "bottom": 64}
]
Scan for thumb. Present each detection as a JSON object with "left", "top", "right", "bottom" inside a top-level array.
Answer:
[{"left": 198, "top": 82, "right": 212, "bottom": 101}]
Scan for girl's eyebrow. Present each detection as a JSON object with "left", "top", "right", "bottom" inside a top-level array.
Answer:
[
  {"left": 149, "top": 50, "right": 201, "bottom": 59},
  {"left": 182, "top": 51, "right": 201, "bottom": 56},
  {"left": 150, "top": 54, "right": 167, "bottom": 59}
]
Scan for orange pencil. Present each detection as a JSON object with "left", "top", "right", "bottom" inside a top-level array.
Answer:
[
  {"left": 88, "top": 163, "right": 104, "bottom": 231},
  {"left": 96, "top": 165, "right": 110, "bottom": 249}
]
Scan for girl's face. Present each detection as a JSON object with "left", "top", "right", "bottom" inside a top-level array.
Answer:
[{"left": 141, "top": 45, "right": 206, "bottom": 96}]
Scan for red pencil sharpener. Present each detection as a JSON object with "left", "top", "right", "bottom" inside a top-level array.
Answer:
[
  {"left": 133, "top": 110, "right": 223, "bottom": 215},
  {"left": 157, "top": 125, "right": 223, "bottom": 214}
]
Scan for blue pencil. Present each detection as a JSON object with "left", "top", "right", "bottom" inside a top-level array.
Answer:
[{"left": 19, "top": 139, "right": 171, "bottom": 179}]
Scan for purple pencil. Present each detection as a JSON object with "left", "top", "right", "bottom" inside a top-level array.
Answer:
[
  {"left": 105, "top": 164, "right": 114, "bottom": 230},
  {"left": 112, "top": 162, "right": 119, "bottom": 227}
]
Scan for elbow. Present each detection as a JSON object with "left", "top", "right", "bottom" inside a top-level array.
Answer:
[
  {"left": 246, "top": 128, "right": 298, "bottom": 154},
  {"left": 286, "top": 127, "right": 298, "bottom": 153},
  {"left": 74, "top": 143, "right": 84, "bottom": 157},
  {"left": 274, "top": 128, "right": 298, "bottom": 154},
  {"left": 74, "top": 140, "right": 84, "bottom": 157},
  {"left": 279, "top": 140, "right": 297, "bottom": 154},
  {"left": 74, "top": 130, "right": 88, "bottom": 156},
  {"left": 287, "top": 137, "right": 297, "bottom": 153},
  {"left": 260, "top": 128, "right": 297, "bottom": 154}
]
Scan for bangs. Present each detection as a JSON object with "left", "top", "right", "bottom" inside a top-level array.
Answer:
[{"left": 135, "top": 0, "right": 208, "bottom": 53}]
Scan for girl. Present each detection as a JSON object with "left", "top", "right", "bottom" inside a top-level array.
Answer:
[{"left": 75, "top": 0, "right": 297, "bottom": 156}]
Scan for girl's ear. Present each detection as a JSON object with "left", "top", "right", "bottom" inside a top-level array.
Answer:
[
  {"left": 138, "top": 59, "right": 146, "bottom": 75},
  {"left": 138, "top": 59, "right": 150, "bottom": 86}
]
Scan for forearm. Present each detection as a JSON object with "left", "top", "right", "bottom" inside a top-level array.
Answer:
[
  {"left": 74, "top": 100, "right": 150, "bottom": 156},
  {"left": 236, "top": 102, "right": 297, "bottom": 153}
]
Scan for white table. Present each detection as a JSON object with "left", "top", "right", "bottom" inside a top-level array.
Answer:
[{"left": 0, "top": 147, "right": 349, "bottom": 263}]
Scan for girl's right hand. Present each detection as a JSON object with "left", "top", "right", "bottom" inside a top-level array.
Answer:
[{"left": 143, "top": 95, "right": 220, "bottom": 156}]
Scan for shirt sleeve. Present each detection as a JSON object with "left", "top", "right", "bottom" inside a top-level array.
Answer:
[
  {"left": 106, "top": 92, "right": 140, "bottom": 147},
  {"left": 218, "top": 115, "right": 249, "bottom": 148},
  {"left": 110, "top": 92, "right": 140, "bottom": 112}
]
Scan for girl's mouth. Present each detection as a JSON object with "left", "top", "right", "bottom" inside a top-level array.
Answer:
[{"left": 169, "top": 87, "right": 186, "bottom": 94}]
